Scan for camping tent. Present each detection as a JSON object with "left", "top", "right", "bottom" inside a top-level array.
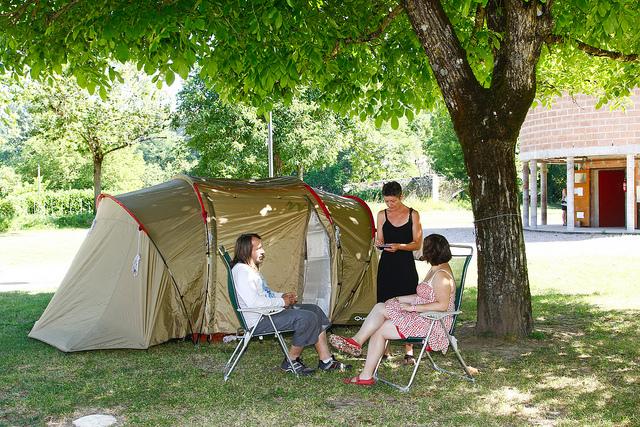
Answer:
[{"left": 29, "top": 175, "right": 378, "bottom": 352}]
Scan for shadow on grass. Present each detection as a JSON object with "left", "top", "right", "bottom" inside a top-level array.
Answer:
[
  {"left": 51, "top": 213, "right": 94, "bottom": 228},
  {"left": 10, "top": 213, "right": 94, "bottom": 231},
  {"left": 2, "top": 290, "right": 638, "bottom": 426}
]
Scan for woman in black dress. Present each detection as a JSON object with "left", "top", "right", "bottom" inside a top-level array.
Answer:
[{"left": 375, "top": 181, "right": 423, "bottom": 363}]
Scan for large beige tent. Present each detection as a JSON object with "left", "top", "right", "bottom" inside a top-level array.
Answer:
[{"left": 29, "top": 175, "right": 378, "bottom": 352}]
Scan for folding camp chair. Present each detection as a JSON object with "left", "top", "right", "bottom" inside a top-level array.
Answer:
[
  {"left": 373, "top": 244, "right": 476, "bottom": 392},
  {"left": 218, "top": 246, "right": 297, "bottom": 381}
]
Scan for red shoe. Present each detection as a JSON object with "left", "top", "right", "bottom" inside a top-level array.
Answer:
[
  {"left": 329, "top": 335, "right": 362, "bottom": 357},
  {"left": 343, "top": 375, "right": 375, "bottom": 386}
]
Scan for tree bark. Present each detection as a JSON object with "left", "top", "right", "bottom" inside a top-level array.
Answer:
[
  {"left": 274, "top": 152, "right": 283, "bottom": 176},
  {"left": 93, "top": 154, "right": 103, "bottom": 214},
  {"left": 462, "top": 134, "right": 533, "bottom": 337},
  {"left": 403, "top": 0, "right": 547, "bottom": 337}
]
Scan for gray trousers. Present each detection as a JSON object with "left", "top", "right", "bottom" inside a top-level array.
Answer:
[{"left": 253, "top": 304, "right": 331, "bottom": 348}]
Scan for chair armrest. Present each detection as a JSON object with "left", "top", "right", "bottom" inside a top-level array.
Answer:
[
  {"left": 237, "top": 307, "right": 286, "bottom": 316},
  {"left": 419, "top": 310, "right": 461, "bottom": 320}
]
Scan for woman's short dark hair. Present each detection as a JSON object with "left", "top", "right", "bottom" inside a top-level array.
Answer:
[
  {"left": 382, "top": 181, "right": 402, "bottom": 197},
  {"left": 420, "top": 233, "right": 452, "bottom": 265},
  {"left": 231, "top": 233, "right": 262, "bottom": 267}
]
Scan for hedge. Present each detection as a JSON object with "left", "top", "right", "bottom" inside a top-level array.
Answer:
[{"left": 10, "top": 189, "right": 95, "bottom": 217}]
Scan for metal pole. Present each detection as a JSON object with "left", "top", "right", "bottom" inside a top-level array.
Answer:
[
  {"left": 567, "top": 157, "right": 575, "bottom": 230},
  {"left": 626, "top": 154, "right": 635, "bottom": 231},
  {"left": 268, "top": 111, "right": 274, "bottom": 177},
  {"left": 37, "top": 163, "right": 41, "bottom": 214},
  {"left": 540, "top": 162, "right": 547, "bottom": 225},
  {"left": 522, "top": 162, "right": 529, "bottom": 227},
  {"left": 529, "top": 160, "right": 538, "bottom": 228}
]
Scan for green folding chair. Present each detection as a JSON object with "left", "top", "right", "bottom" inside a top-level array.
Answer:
[
  {"left": 374, "top": 244, "right": 476, "bottom": 392},
  {"left": 218, "top": 246, "right": 297, "bottom": 381}
]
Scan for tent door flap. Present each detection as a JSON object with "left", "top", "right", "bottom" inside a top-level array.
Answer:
[{"left": 301, "top": 211, "right": 332, "bottom": 315}]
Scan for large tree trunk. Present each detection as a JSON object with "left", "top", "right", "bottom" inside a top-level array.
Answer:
[
  {"left": 462, "top": 132, "right": 533, "bottom": 336},
  {"left": 93, "top": 154, "right": 103, "bottom": 214},
  {"left": 404, "top": 0, "right": 547, "bottom": 337}
]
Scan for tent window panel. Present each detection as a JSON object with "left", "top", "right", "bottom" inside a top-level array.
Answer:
[{"left": 301, "top": 211, "right": 332, "bottom": 316}]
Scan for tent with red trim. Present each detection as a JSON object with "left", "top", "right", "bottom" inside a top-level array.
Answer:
[{"left": 29, "top": 175, "right": 378, "bottom": 352}]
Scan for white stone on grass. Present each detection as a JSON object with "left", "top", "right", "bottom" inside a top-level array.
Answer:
[{"left": 73, "top": 414, "right": 117, "bottom": 427}]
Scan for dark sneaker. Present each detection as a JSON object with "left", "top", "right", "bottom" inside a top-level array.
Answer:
[
  {"left": 318, "top": 355, "right": 352, "bottom": 372},
  {"left": 281, "top": 357, "right": 315, "bottom": 376}
]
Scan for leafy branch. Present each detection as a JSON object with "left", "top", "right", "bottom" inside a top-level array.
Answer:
[
  {"left": 546, "top": 34, "right": 638, "bottom": 62},
  {"left": 330, "top": 3, "right": 404, "bottom": 58},
  {"left": 0, "top": 0, "right": 36, "bottom": 20},
  {"left": 103, "top": 135, "right": 165, "bottom": 156},
  {"left": 45, "top": 0, "right": 80, "bottom": 25}
]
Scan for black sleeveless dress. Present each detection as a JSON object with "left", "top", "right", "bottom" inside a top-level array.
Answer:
[{"left": 377, "top": 208, "right": 419, "bottom": 303}]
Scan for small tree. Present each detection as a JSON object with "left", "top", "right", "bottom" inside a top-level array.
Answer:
[{"left": 23, "top": 65, "right": 169, "bottom": 209}]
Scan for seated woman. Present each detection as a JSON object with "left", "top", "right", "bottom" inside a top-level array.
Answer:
[{"left": 329, "top": 233, "right": 456, "bottom": 386}]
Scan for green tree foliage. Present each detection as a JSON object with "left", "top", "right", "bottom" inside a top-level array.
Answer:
[
  {"left": 13, "top": 65, "right": 171, "bottom": 208},
  {"left": 137, "top": 130, "right": 197, "bottom": 186},
  {"left": 423, "top": 107, "right": 467, "bottom": 185},
  {"left": 306, "top": 116, "right": 425, "bottom": 193},
  {"left": 0, "top": 198, "right": 15, "bottom": 232},
  {"left": 173, "top": 77, "right": 272, "bottom": 178},
  {"left": 2, "top": 0, "right": 638, "bottom": 337},
  {"left": 270, "top": 91, "right": 347, "bottom": 178},
  {"left": 545, "top": 163, "right": 566, "bottom": 204},
  {"left": 0, "top": 165, "right": 20, "bottom": 198},
  {"left": 174, "top": 77, "right": 423, "bottom": 182},
  {"left": 175, "top": 78, "right": 349, "bottom": 179}
]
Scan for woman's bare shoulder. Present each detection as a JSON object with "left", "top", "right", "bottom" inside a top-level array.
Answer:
[{"left": 432, "top": 269, "right": 454, "bottom": 287}]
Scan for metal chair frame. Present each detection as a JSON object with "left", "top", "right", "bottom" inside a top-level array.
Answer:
[
  {"left": 218, "top": 246, "right": 296, "bottom": 381},
  {"left": 373, "top": 244, "right": 476, "bottom": 392}
]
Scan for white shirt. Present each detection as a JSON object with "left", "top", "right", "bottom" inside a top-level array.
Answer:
[{"left": 231, "top": 263, "right": 284, "bottom": 328}]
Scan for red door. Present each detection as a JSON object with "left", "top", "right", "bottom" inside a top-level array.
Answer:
[{"left": 598, "top": 169, "right": 625, "bottom": 227}]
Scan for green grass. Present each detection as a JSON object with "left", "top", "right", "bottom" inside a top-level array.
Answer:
[
  {"left": 2, "top": 273, "right": 639, "bottom": 425},
  {"left": 2, "top": 209, "right": 639, "bottom": 426},
  {"left": 8, "top": 212, "right": 95, "bottom": 231}
]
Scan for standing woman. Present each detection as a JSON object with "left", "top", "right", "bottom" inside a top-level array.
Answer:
[{"left": 375, "top": 181, "right": 423, "bottom": 364}]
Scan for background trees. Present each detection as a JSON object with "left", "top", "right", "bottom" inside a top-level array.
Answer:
[
  {"left": 173, "top": 76, "right": 426, "bottom": 185},
  {"left": 1, "top": 65, "right": 186, "bottom": 210},
  {"left": 423, "top": 106, "right": 467, "bottom": 188}
]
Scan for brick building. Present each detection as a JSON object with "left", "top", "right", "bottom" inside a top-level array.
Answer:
[{"left": 519, "top": 89, "right": 640, "bottom": 231}]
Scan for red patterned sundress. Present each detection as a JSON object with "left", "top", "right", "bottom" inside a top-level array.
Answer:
[{"left": 385, "top": 270, "right": 455, "bottom": 353}]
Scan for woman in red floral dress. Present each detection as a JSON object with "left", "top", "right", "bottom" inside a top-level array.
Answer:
[{"left": 329, "top": 233, "right": 455, "bottom": 386}]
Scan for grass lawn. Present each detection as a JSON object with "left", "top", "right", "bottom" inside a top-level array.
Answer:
[{"left": 1, "top": 223, "right": 639, "bottom": 425}]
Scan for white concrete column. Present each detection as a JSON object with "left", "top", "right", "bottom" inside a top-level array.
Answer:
[
  {"left": 540, "top": 162, "right": 548, "bottom": 225},
  {"left": 626, "top": 154, "right": 636, "bottom": 231},
  {"left": 567, "top": 157, "right": 575, "bottom": 230},
  {"left": 522, "top": 162, "right": 529, "bottom": 227},
  {"left": 529, "top": 160, "right": 538, "bottom": 228},
  {"left": 432, "top": 174, "right": 440, "bottom": 202}
]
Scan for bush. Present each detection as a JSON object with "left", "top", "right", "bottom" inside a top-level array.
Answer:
[
  {"left": 345, "top": 188, "right": 383, "bottom": 202},
  {"left": 12, "top": 189, "right": 94, "bottom": 217},
  {"left": 0, "top": 199, "right": 16, "bottom": 232},
  {"left": 4, "top": 189, "right": 96, "bottom": 231},
  {"left": 53, "top": 212, "right": 95, "bottom": 228}
]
